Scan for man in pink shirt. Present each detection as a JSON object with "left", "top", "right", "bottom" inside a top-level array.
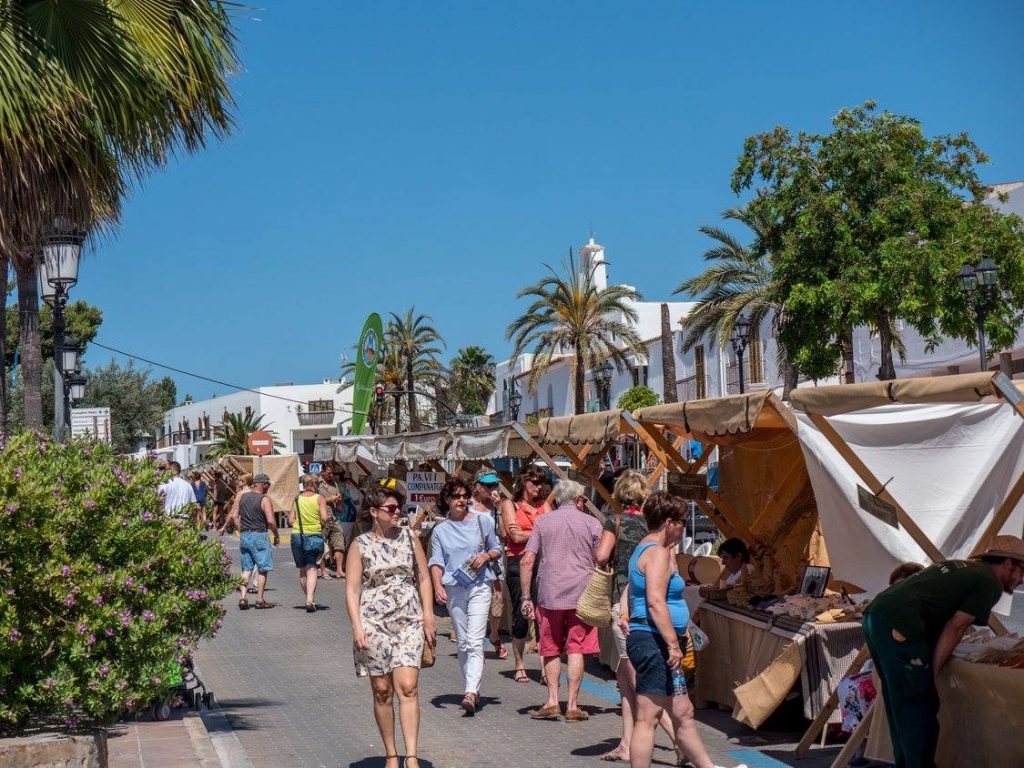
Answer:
[{"left": 520, "top": 479, "right": 602, "bottom": 722}]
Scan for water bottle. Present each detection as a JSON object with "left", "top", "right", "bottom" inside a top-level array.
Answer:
[{"left": 672, "top": 668, "right": 687, "bottom": 697}]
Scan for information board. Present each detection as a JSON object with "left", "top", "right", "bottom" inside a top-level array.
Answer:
[
  {"left": 407, "top": 471, "right": 446, "bottom": 504},
  {"left": 71, "top": 407, "right": 112, "bottom": 443}
]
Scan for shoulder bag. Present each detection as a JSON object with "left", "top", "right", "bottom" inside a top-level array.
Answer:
[
  {"left": 575, "top": 512, "right": 621, "bottom": 628},
  {"left": 406, "top": 527, "right": 435, "bottom": 668}
]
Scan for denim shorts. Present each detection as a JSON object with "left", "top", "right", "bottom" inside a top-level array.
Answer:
[
  {"left": 290, "top": 534, "right": 324, "bottom": 568},
  {"left": 240, "top": 531, "right": 274, "bottom": 573},
  {"left": 626, "top": 629, "right": 687, "bottom": 697}
]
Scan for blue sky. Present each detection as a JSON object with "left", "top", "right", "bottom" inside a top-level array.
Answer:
[{"left": 76, "top": 0, "right": 1024, "bottom": 401}]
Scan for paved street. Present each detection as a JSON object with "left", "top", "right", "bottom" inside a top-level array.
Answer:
[{"left": 193, "top": 535, "right": 841, "bottom": 768}]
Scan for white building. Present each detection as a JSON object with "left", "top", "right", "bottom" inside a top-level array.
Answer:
[
  {"left": 489, "top": 189, "right": 1024, "bottom": 422},
  {"left": 155, "top": 380, "right": 353, "bottom": 467}
]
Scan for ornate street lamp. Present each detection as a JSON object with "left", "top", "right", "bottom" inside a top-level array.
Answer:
[
  {"left": 730, "top": 315, "right": 752, "bottom": 394},
  {"left": 957, "top": 258, "right": 1000, "bottom": 372},
  {"left": 41, "top": 224, "right": 85, "bottom": 442},
  {"left": 594, "top": 360, "right": 614, "bottom": 410},
  {"left": 67, "top": 373, "right": 87, "bottom": 403},
  {"left": 508, "top": 387, "right": 522, "bottom": 421}
]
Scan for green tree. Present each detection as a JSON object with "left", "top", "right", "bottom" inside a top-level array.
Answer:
[
  {"left": 207, "top": 412, "right": 285, "bottom": 459},
  {"left": 1, "top": 1, "right": 238, "bottom": 429},
  {"left": 387, "top": 308, "right": 446, "bottom": 431},
  {"left": 506, "top": 249, "right": 648, "bottom": 415},
  {"left": 674, "top": 201, "right": 800, "bottom": 397},
  {"left": 448, "top": 346, "right": 496, "bottom": 415},
  {"left": 617, "top": 385, "right": 659, "bottom": 412},
  {"left": 732, "top": 101, "right": 1024, "bottom": 380},
  {"left": 5, "top": 300, "right": 103, "bottom": 368},
  {"left": 78, "top": 361, "right": 174, "bottom": 454}
]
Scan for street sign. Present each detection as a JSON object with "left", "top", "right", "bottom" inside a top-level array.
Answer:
[
  {"left": 407, "top": 471, "right": 445, "bottom": 505},
  {"left": 71, "top": 407, "right": 112, "bottom": 443},
  {"left": 247, "top": 430, "right": 274, "bottom": 456}
]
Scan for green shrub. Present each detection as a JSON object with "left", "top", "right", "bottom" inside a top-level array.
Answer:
[
  {"left": 616, "top": 385, "right": 660, "bottom": 412},
  {"left": 0, "top": 433, "right": 234, "bottom": 731}
]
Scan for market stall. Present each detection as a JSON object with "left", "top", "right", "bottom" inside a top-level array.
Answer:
[{"left": 634, "top": 392, "right": 843, "bottom": 726}]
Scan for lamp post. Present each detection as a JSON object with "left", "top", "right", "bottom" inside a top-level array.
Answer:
[
  {"left": 957, "top": 258, "right": 999, "bottom": 372},
  {"left": 594, "top": 360, "right": 614, "bottom": 410},
  {"left": 39, "top": 225, "right": 85, "bottom": 442},
  {"left": 730, "top": 315, "right": 752, "bottom": 394},
  {"left": 508, "top": 385, "right": 522, "bottom": 422}
]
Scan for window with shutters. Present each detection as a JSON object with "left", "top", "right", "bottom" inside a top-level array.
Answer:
[{"left": 695, "top": 346, "right": 706, "bottom": 399}]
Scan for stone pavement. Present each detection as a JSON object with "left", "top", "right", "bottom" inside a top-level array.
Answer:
[
  {"left": 107, "top": 710, "right": 220, "bottom": 768},
  {"left": 184, "top": 535, "right": 844, "bottom": 768}
]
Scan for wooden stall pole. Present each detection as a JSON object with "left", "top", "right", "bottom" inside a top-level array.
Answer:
[
  {"left": 795, "top": 645, "right": 871, "bottom": 757},
  {"left": 829, "top": 705, "right": 874, "bottom": 768},
  {"left": 646, "top": 435, "right": 686, "bottom": 489},
  {"left": 511, "top": 423, "right": 607, "bottom": 523},
  {"left": 561, "top": 443, "right": 622, "bottom": 514},
  {"left": 622, "top": 413, "right": 690, "bottom": 474}
]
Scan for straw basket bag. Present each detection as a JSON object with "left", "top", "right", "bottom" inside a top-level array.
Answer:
[{"left": 575, "top": 513, "right": 621, "bottom": 628}]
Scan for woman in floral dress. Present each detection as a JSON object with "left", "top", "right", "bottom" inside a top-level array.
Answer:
[{"left": 345, "top": 486, "right": 435, "bottom": 768}]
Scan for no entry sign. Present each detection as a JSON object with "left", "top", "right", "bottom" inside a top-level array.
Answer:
[{"left": 247, "top": 430, "right": 274, "bottom": 456}]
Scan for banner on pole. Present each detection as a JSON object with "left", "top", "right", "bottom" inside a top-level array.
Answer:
[{"left": 350, "top": 313, "right": 384, "bottom": 435}]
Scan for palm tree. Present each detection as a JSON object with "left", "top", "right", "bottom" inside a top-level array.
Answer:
[
  {"left": 449, "top": 346, "right": 496, "bottom": 415},
  {"left": 207, "top": 412, "right": 285, "bottom": 459},
  {"left": 506, "top": 249, "right": 648, "bottom": 415},
  {"left": 0, "top": 2, "right": 238, "bottom": 428},
  {"left": 674, "top": 202, "right": 801, "bottom": 398},
  {"left": 387, "top": 308, "right": 445, "bottom": 431}
]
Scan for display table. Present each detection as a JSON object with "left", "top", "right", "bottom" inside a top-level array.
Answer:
[
  {"left": 864, "top": 659, "right": 1024, "bottom": 766},
  {"left": 694, "top": 600, "right": 863, "bottom": 726}
]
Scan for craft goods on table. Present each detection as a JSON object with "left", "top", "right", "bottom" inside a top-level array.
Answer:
[
  {"left": 952, "top": 630, "right": 1024, "bottom": 667},
  {"left": 763, "top": 594, "right": 866, "bottom": 623}
]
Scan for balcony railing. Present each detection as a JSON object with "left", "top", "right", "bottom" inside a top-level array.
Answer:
[
  {"left": 725, "top": 357, "right": 764, "bottom": 395},
  {"left": 676, "top": 375, "right": 707, "bottom": 402},
  {"left": 155, "top": 427, "right": 223, "bottom": 448},
  {"left": 297, "top": 410, "right": 335, "bottom": 426}
]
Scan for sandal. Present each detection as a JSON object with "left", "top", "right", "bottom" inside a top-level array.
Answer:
[
  {"left": 514, "top": 669, "right": 529, "bottom": 683},
  {"left": 238, "top": 598, "right": 249, "bottom": 610},
  {"left": 460, "top": 692, "right": 477, "bottom": 715},
  {"left": 600, "top": 749, "right": 627, "bottom": 762},
  {"left": 490, "top": 638, "right": 508, "bottom": 659},
  {"left": 254, "top": 600, "right": 273, "bottom": 609},
  {"left": 403, "top": 757, "right": 419, "bottom": 768},
  {"left": 305, "top": 602, "right": 317, "bottom": 613}
]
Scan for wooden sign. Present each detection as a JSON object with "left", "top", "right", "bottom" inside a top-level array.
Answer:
[
  {"left": 247, "top": 430, "right": 274, "bottom": 456},
  {"left": 668, "top": 471, "right": 708, "bottom": 502},
  {"left": 857, "top": 485, "right": 899, "bottom": 528}
]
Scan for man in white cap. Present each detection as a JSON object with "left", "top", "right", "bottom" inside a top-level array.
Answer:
[{"left": 862, "top": 535, "right": 1024, "bottom": 768}]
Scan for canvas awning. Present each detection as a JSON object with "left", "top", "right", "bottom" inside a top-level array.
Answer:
[
  {"left": 789, "top": 371, "right": 1020, "bottom": 416},
  {"left": 535, "top": 410, "right": 623, "bottom": 446},
  {"left": 634, "top": 391, "right": 794, "bottom": 438}
]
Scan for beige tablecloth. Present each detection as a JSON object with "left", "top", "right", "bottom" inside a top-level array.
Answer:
[
  {"left": 694, "top": 601, "right": 863, "bottom": 726},
  {"left": 865, "top": 659, "right": 1024, "bottom": 766}
]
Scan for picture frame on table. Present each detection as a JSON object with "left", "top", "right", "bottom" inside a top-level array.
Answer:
[{"left": 800, "top": 565, "right": 831, "bottom": 597}]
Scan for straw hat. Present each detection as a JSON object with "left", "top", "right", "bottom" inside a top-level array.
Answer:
[
  {"left": 974, "top": 535, "right": 1024, "bottom": 564},
  {"left": 677, "top": 553, "right": 723, "bottom": 585}
]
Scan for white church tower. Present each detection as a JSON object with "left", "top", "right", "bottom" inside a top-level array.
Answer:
[{"left": 579, "top": 236, "right": 608, "bottom": 290}]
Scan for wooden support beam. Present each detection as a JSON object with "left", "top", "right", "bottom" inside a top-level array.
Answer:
[
  {"left": 829, "top": 705, "right": 874, "bottom": 768},
  {"left": 695, "top": 497, "right": 738, "bottom": 541},
  {"left": 809, "top": 412, "right": 1008, "bottom": 636},
  {"left": 622, "top": 413, "right": 690, "bottom": 474},
  {"left": 750, "top": 458, "right": 807, "bottom": 535},
  {"left": 706, "top": 489, "right": 759, "bottom": 546},
  {"left": 562, "top": 443, "right": 622, "bottom": 514},
  {"left": 646, "top": 435, "right": 686, "bottom": 489},
  {"left": 970, "top": 467, "right": 1024, "bottom": 557},
  {"left": 426, "top": 459, "right": 450, "bottom": 477},
  {"left": 796, "top": 645, "right": 871, "bottom": 757},
  {"left": 511, "top": 423, "right": 606, "bottom": 523}
]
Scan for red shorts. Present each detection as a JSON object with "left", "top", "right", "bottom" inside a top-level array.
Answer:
[{"left": 536, "top": 606, "right": 599, "bottom": 656}]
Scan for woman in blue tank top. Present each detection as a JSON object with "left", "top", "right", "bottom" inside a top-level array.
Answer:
[{"left": 625, "top": 492, "right": 726, "bottom": 768}]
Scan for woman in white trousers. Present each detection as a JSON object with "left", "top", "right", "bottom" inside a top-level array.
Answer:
[{"left": 428, "top": 477, "right": 503, "bottom": 715}]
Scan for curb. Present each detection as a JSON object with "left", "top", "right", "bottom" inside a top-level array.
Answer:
[{"left": 192, "top": 661, "right": 254, "bottom": 768}]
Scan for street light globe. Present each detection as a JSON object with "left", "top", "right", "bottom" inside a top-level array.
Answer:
[
  {"left": 956, "top": 263, "right": 977, "bottom": 293},
  {"left": 68, "top": 374, "right": 86, "bottom": 402},
  {"left": 37, "top": 260, "right": 57, "bottom": 305},
  {"left": 976, "top": 258, "right": 999, "bottom": 288},
  {"left": 60, "top": 344, "right": 82, "bottom": 375},
  {"left": 42, "top": 229, "right": 85, "bottom": 289}
]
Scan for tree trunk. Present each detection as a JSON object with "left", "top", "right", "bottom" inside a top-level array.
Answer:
[
  {"left": 0, "top": 256, "right": 8, "bottom": 434},
  {"left": 876, "top": 311, "right": 897, "bottom": 381},
  {"left": 393, "top": 393, "right": 402, "bottom": 434},
  {"left": 574, "top": 342, "right": 586, "bottom": 415},
  {"left": 15, "top": 259, "right": 43, "bottom": 430},
  {"left": 660, "top": 303, "right": 678, "bottom": 404},
  {"left": 406, "top": 361, "right": 419, "bottom": 431},
  {"left": 780, "top": 355, "right": 799, "bottom": 401},
  {"left": 841, "top": 327, "right": 855, "bottom": 384}
]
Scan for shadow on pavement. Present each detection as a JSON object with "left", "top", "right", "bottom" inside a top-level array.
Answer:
[
  {"left": 349, "top": 759, "right": 437, "bottom": 767},
  {"left": 289, "top": 604, "right": 333, "bottom": 610},
  {"left": 211, "top": 698, "right": 286, "bottom": 732}
]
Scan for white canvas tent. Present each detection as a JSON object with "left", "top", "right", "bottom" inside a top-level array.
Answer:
[{"left": 790, "top": 372, "right": 1024, "bottom": 598}]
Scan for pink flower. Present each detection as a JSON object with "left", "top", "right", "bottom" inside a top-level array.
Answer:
[
  {"left": 92, "top": 596, "right": 104, "bottom": 605},
  {"left": 98, "top": 665, "right": 110, "bottom": 678},
  {"left": 123, "top": 577, "right": 134, "bottom": 587},
  {"left": 8, "top": 629, "right": 20, "bottom": 641},
  {"left": 60, "top": 565, "right": 71, "bottom": 577},
  {"left": 64, "top": 594, "right": 76, "bottom": 607},
  {"left": 86, "top": 634, "right": 96, "bottom": 646},
  {"left": 141, "top": 512, "right": 153, "bottom": 522},
  {"left": 13, "top": 468, "right": 21, "bottom": 479},
  {"left": 5, "top": 589, "right": 14, "bottom": 596},
  {"left": 77, "top": 623, "right": 88, "bottom": 634},
  {"left": 105, "top": 628, "right": 115, "bottom": 637},
  {"left": 5, "top": 503, "right": 16, "bottom": 515},
  {"left": 84, "top": 499, "right": 96, "bottom": 510},
  {"left": 142, "top": 610, "right": 155, "bottom": 622}
]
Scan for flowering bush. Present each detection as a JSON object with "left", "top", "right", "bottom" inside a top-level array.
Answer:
[{"left": 0, "top": 433, "right": 234, "bottom": 731}]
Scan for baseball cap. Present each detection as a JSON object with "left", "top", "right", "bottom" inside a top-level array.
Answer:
[{"left": 252, "top": 473, "right": 271, "bottom": 485}]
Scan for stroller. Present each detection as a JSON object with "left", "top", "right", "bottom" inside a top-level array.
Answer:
[{"left": 145, "top": 656, "right": 215, "bottom": 721}]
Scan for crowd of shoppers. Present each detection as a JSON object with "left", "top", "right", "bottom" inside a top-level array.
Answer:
[{"left": 213, "top": 460, "right": 746, "bottom": 768}]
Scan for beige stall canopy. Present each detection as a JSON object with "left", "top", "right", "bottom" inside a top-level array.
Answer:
[
  {"left": 789, "top": 371, "right": 1023, "bottom": 416},
  {"left": 635, "top": 392, "right": 827, "bottom": 596},
  {"left": 218, "top": 454, "right": 299, "bottom": 513}
]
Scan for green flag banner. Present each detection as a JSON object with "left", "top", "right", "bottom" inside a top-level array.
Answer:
[{"left": 350, "top": 313, "right": 384, "bottom": 435}]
